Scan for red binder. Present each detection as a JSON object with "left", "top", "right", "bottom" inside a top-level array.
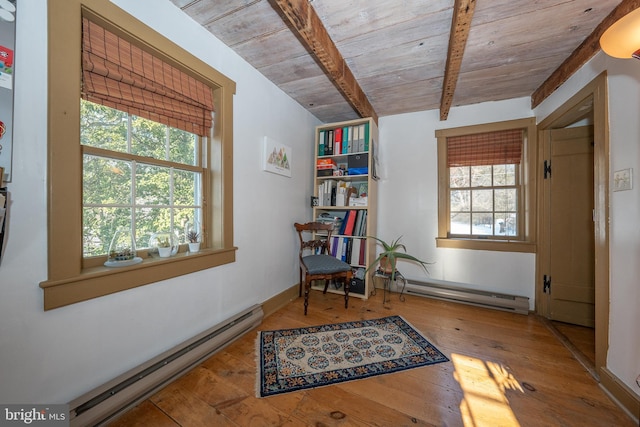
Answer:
[{"left": 343, "top": 210, "right": 357, "bottom": 236}]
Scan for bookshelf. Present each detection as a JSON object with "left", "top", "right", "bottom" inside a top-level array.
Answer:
[{"left": 312, "top": 117, "right": 378, "bottom": 299}]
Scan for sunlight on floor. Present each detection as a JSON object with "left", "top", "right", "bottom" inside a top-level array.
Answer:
[{"left": 452, "top": 353, "right": 524, "bottom": 427}]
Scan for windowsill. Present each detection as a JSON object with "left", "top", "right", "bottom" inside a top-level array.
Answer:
[
  {"left": 39, "top": 247, "right": 237, "bottom": 310},
  {"left": 435, "top": 237, "right": 536, "bottom": 253}
]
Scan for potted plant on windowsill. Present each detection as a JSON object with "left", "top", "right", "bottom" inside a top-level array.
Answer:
[
  {"left": 365, "top": 236, "right": 431, "bottom": 282},
  {"left": 157, "top": 237, "right": 172, "bottom": 258},
  {"left": 186, "top": 230, "right": 200, "bottom": 253}
]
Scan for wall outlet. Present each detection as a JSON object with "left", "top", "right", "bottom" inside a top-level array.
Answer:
[{"left": 613, "top": 168, "right": 633, "bottom": 192}]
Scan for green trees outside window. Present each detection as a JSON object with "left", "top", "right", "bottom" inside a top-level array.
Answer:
[{"left": 81, "top": 100, "right": 203, "bottom": 258}]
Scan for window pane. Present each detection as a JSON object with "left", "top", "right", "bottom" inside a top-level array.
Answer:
[
  {"left": 81, "top": 100, "right": 128, "bottom": 152},
  {"left": 136, "top": 207, "right": 172, "bottom": 249},
  {"left": 450, "top": 213, "right": 470, "bottom": 235},
  {"left": 170, "top": 128, "right": 197, "bottom": 166},
  {"left": 83, "top": 207, "right": 132, "bottom": 256},
  {"left": 495, "top": 213, "right": 517, "bottom": 236},
  {"left": 493, "top": 164, "right": 515, "bottom": 186},
  {"left": 450, "top": 189, "right": 470, "bottom": 212},
  {"left": 495, "top": 188, "right": 517, "bottom": 211},
  {"left": 136, "top": 164, "right": 171, "bottom": 206},
  {"left": 471, "top": 213, "right": 493, "bottom": 235},
  {"left": 131, "top": 115, "right": 167, "bottom": 160},
  {"left": 471, "top": 165, "right": 492, "bottom": 187},
  {"left": 450, "top": 166, "right": 469, "bottom": 188},
  {"left": 83, "top": 155, "right": 131, "bottom": 205},
  {"left": 173, "top": 169, "right": 199, "bottom": 206},
  {"left": 175, "top": 207, "right": 202, "bottom": 242},
  {"left": 472, "top": 189, "right": 493, "bottom": 212}
]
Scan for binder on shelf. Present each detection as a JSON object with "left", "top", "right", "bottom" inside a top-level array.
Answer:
[
  {"left": 351, "top": 238, "right": 361, "bottom": 266},
  {"left": 318, "top": 130, "right": 325, "bottom": 156},
  {"left": 334, "top": 127, "right": 342, "bottom": 154},
  {"left": 326, "top": 129, "right": 334, "bottom": 155},
  {"left": 330, "top": 236, "right": 339, "bottom": 257},
  {"left": 344, "top": 126, "right": 351, "bottom": 153},
  {"left": 363, "top": 122, "right": 370, "bottom": 152},
  {"left": 343, "top": 210, "right": 357, "bottom": 236},
  {"left": 341, "top": 237, "right": 348, "bottom": 262},
  {"left": 354, "top": 210, "right": 364, "bottom": 237}
]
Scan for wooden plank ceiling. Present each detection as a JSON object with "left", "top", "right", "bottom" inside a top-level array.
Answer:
[{"left": 172, "top": 0, "right": 627, "bottom": 123}]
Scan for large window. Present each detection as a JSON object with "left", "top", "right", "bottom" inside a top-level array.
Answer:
[
  {"left": 81, "top": 100, "right": 203, "bottom": 258},
  {"left": 41, "top": 0, "right": 237, "bottom": 310},
  {"left": 435, "top": 118, "right": 536, "bottom": 252}
]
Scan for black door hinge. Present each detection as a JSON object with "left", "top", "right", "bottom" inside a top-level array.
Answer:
[
  {"left": 543, "top": 275, "right": 551, "bottom": 294},
  {"left": 544, "top": 160, "right": 551, "bottom": 179}
]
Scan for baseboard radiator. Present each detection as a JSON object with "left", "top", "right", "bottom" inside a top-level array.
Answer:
[
  {"left": 403, "top": 278, "right": 529, "bottom": 315},
  {"left": 68, "top": 304, "right": 264, "bottom": 427}
]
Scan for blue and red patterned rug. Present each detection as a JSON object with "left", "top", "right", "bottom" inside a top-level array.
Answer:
[{"left": 256, "top": 315, "right": 449, "bottom": 397}]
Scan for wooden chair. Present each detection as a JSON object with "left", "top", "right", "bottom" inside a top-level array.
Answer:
[{"left": 294, "top": 222, "right": 353, "bottom": 315}]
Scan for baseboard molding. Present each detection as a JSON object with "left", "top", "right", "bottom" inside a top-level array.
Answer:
[
  {"left": 599, "top": 367, "right": 640, "bottom": 423},
  {"left": 261, "top": 283, "right": 299, "bottom": 317},
  {"left": 68, "top": 304, "right": 264, "bottom": 426}
]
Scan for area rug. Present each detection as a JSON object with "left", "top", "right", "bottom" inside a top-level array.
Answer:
[{"left": 256, "top": 315, "right": 449, "bottom": 397}]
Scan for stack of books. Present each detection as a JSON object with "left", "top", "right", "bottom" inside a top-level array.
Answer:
[{"left": 316, "top": 158, "right": 337, "bottom": 177}]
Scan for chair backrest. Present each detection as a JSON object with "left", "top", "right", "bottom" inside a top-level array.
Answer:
[{"left": 294, "top": 222, "right": 334, "bottom": 257}]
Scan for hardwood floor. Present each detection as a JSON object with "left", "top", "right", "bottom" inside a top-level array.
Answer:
[{"left": 107, "top": 292, "right": 634, "bottom": 426}]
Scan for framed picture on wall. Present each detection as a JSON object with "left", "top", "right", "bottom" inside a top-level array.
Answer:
[{"left": 263, "top": 136, "right": 292, "bottom": 178}]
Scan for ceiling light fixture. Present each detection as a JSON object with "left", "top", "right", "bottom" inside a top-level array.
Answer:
[{"left": 600, "top": 7, "right": 640, "bottom": 59}]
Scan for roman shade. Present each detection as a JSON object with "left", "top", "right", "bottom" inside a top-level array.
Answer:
[
  {"left": 81, "top": 18, "right": 214, "bottom": 136},
  {"left": 447, "top": 129, "right": 523, "bottom": 167}
]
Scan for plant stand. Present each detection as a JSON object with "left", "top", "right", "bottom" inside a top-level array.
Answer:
[{"left": 372, "top": 268, "right": 407, "bottom": 304}]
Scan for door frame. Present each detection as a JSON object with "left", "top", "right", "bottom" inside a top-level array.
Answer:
[{"left": 536, "top": 72, "right": 609, "bottom": 377}]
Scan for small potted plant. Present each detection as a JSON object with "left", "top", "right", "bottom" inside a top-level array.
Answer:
[
  {"left": 157, "top": 237, "right": 172, "bottom": 258},
  {"left": 186, "top": 230, "right": 200, "bottom": 253},
  {"left": 365, "top": 236, "right": 430, "bottom": 282}
]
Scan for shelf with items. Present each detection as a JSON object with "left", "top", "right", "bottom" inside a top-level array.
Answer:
[{"left": 312, "top": 117, "right": 378, "bottom": 300}]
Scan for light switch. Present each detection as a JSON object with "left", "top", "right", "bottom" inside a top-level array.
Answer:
[{"left": 613, "top": 168, "right": 632, "bottom": 192}]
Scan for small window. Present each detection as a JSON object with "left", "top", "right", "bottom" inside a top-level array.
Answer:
[{"left": 436, "top": 118, "right": 536, "bottom": 252}]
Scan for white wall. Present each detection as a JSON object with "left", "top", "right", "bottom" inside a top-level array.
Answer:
[
  {"left": 377, "top": 99, "right": 536, "bottom": 306},
  {"left": 536, "top": 52, "right": 640, "bottom": 398},
  {"left": 0, "top": 0, "right": 319, "bottom": 404}
]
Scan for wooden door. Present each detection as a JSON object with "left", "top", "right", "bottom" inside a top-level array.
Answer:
[{"left": 547, "top": 126, "right": 595, "bottom": 327}]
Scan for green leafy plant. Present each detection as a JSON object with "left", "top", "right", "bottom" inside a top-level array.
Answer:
[
  {"left": 365, "top": 236, "right": 430, "bottom": 282},
  {"left": 186, "top": 230, "right": 199, "bottom": 243},
  {"left": 157, "top": 237, "right": 171, "bottom": 248}
]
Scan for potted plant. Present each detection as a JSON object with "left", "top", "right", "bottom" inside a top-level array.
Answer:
[
  {"left": 186, "top": 230, "right": 200, "bottom": 253},
  {"left": 366, "top": 236, "right": 430, "bottom": 282},
  {"left": 157, "top": 237, "right": 172, "bottom": 258}
]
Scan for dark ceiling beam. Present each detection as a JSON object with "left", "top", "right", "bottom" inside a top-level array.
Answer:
[
  {"left": 440, "top": 0, "right": 476, "bottom": 121},
  {"left": 532, "top": 0, "right": 640, "bottom": 108},
  {"left": 268, "top": 0, "right": 378, "bottom": 123}
]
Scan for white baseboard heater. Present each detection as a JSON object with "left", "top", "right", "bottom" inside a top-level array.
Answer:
[
  {"left": 68, "top": 304, "right": 264, "bottom": 427},
  {"left": 403, "top": 278, "right": 529, "bottom": 315}
]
